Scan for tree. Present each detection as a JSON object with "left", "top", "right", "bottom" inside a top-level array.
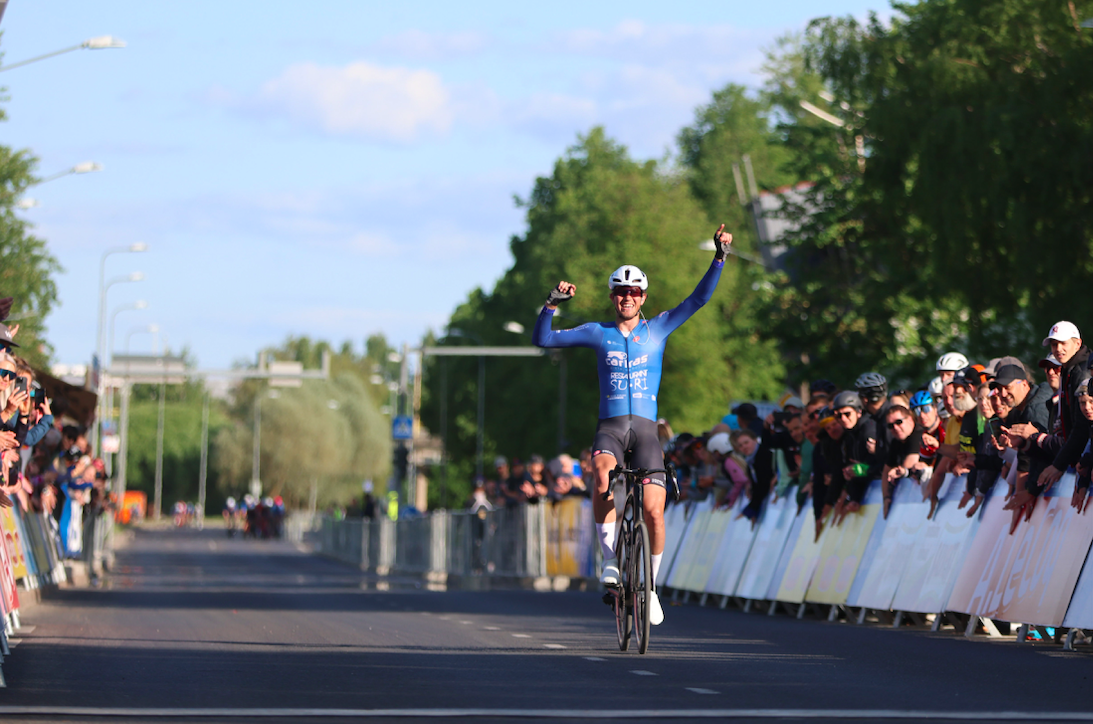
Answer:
[{"left": 761, "top": 1, "right": 1093, "bottom": 385}]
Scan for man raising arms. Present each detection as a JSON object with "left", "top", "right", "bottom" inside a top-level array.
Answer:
[{"left": 533, "top": 224, "right": 732, "bottom": 626}]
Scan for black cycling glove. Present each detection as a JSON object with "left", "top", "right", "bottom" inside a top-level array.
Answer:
[
  {"left": 545, "top": 287, "right": 573, "bottom": 306},
  {"left": 713, "top": 231, "right": 732, "bottom": 262}
]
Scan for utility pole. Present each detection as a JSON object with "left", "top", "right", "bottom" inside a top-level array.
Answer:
[
  {"left": 197, "top": 391, "right": 209, "bottom": 529},
  {"left": 153, "top": 380, "right": 165, "bottom": 521}
]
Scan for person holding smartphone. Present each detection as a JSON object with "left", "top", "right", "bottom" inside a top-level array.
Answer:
[{"left": 13, "top": 362, "right": 53, "bottom": 448}]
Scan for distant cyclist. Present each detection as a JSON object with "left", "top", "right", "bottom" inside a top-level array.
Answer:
[{"left": 533, "top": 224, "right": 732, "bottom": 626}]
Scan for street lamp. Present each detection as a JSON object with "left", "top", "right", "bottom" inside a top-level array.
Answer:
[
  {"left": 95, "top": 247, "right": 147, "bottom": 451},
  {"left": 125, "top": 323, "right": 159, "bottom": 354},
  {"left": 0, "top": 35, "right": 126, "bottom": 72},
  {"left": 36, "top": 161, "right": 104, "bottom": 185},
  {"left": 108, "top": 300, "right": 148, "bottom": 362},
  {"left": 102, "top": 300, "right": 147, "bottom": 478}
]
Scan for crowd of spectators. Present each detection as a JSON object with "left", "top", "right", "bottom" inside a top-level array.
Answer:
[
  {"left": 470, "top": 452, "right": 594, "bottom": 512},
  {"left": 0, "top": 302, "right": 113, "bottom": 570},
  {"left": 659, "top": 319, "right": 1091, "bottom": 540}
]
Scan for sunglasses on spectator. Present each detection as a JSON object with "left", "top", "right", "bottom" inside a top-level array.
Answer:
[
  {"left": 913, "top": 404, "right": 934, "bottom": 414},
  {"left": 611, "top": 287, "right": 644, "bottom": 298},
  {"left": 834, "top": 410, "right": 856, "bottom": 419},
  {"left": 887, "top": 418, "right": 909, "bottom": 429},
  {"left": 0, "top": 369, "right": 15, "bottom": 380}
]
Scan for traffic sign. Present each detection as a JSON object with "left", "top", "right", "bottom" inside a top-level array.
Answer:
[{"left": 392, "top": 415, "right": 413, "bottom": 440}]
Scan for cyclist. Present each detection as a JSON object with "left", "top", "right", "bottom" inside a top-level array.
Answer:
[{"left": 533, "top": 224, "right": 732, "bottom": 626}]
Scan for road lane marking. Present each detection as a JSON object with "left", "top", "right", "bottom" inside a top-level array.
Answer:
[
  {"left": 511, "top": 633, "right": 531, "bottom": 638},
  {"left": 483, "top": 626, "right": 501, "bottom": 631},
  {"left": 686, "top": 688, "right": 719, "bottom": 695},
  {"left": 458, "top": 621, "right": 472, "bottom": 625},
  {"left": 543, "top": 644, "right": 566, "bottom": 649},
  {"left": 630, "top": 670, "right": 657, "bottom": 676},
  {"left": 584, "top": 656, "right": 606, "bottom": 661},
  {"left": 1, "top": 708, "right": 1086, "bottom": 720}
]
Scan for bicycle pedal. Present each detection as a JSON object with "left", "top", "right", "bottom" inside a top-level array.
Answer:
[{"left": 602, "top": 592, "right": 615, "bottom": 606}]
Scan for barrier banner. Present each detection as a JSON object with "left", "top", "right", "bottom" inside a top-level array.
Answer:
[
  {"left": 1, "top": 505, "right": 29, "bottom": 580},
  {"left": 735, "top": 488, "right": 798, "bottom": 600},
  {"left": 665, "top": 499, "right": 713, "bottom": 590},
  {"left": 805, "top": 481, "right": 883, "bottom": 605},
  {"left": 847, "top": 480, "right": 929, "bottom": 610},
  {"left": 766, "top": 502, "right": 811, "bottom": 600},
  {"left": 948, "top": 473, "right": 1093, "bottom": 627},
  {"left": 0, "top": 506, "right": 19, "bottom": 615},
  {"left": 657, "top": 503, "right": 690, "bottom": 586},
  {"left": 775, "top": 506, "right": 825, "bottom": 603},
  {"left": 891, "top": 474, "right": 982, "bottom": 614},
  {"left": 706, "top": 496, "right": 760, "bottom": 596},
  {"left": 12, "top": 505, "right": 39, "bottom": 578},
  {"left": 545, "top": 498, "right": 594, "bottom": 578},
  {"left": 686, "top": 506, "right": 732, "bottom": 592}
]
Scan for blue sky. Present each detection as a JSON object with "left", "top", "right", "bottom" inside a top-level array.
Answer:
[{"left": 0, "top": 0, "right": 889, "bottom": 368}]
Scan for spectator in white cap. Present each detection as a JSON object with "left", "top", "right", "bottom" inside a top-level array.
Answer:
[
  {"left": 936, "top": 352, "right": 969, "bottom": 385},
  {"left": 1037, "top": 321, "right": 1089, "bottom": 493}
]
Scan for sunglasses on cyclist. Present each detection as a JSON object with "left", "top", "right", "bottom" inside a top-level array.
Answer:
[
  {"left": 0, "top": 369, "right": 16, "bottom": 380},
  {"left": 611, "top": 287, "right": 644, "bottom": 299}
]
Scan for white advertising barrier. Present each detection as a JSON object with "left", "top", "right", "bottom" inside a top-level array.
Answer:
[
  {"left": 656, "top": 502, "right": 691, "bottom": 587},
  {"left": 1063, "top": 497, "right": 1093, "bottom": 628},
  {"left": 705, "top": 496, "right": 760, "bottom": 596},
  {"left": 735, "top": 487, "right": 800, "bottom": 600},
  {"left": 766, "top": 502, "right": 812, "bottom": 600},
  {"left": 891, "top": 473, "right": 984, "bottom": 614},
  {"left": 805, "top": 481, "right": 884, "bottom": 605},
  {"left": 775, "top": 506, "right": 825, "bottom": 603},
  {"left": 684, "top": 505, "right": 733, "bottom": 592},
  {"left": 847, "top": 479, "right": 930, "bottom": 610},
  {"left": 665, "top": 498, "right": 713, "bottom": 590},
  {"left": 948, "top": 472, "right": 1093, "bottom": 627}
]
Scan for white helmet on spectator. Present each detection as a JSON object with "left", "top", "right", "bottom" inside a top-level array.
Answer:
[
  {"left": 707, "top": 432, "right": 732, "bottom": 455},
  {"left": 928, "top": 375, "right": 944, "bottom": 397},
  {"left": 936, "top": 352, "right": 969, "bottom": 372},
  {"left": 608, "top": 265, "right": 648, "bottom": 291}
]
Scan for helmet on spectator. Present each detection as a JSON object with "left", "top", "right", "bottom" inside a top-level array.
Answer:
[
  {"left": 855, "top": 372, "right": 888, "bottom": 403},
  {"left": 936, "top": 352, "right": 969, "bottom": 372},
  {"left": 909, "top": 390, "right": 935, "bottom": 410},
  {"left": 810, "top": 379, "right": 838, "bottom": 397},
  {"left": 608, "top": 265, "right": 648, "bottom": 291},
  {"left": 833, "top": 390, "right": 862, "bottom": 411},
  {"left": 706, "top": 432, "right": 732, "bottom": 455},
  {"left": 928, "top": 376, "right": 944, "bottom": 397}
]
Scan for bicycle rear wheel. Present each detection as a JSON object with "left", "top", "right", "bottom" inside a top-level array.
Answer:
[{"left": 631, "top": 520, "right": 652, "bottom": 654}]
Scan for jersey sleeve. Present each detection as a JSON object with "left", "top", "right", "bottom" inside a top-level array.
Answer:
[
  {"left": 532, "top": 308, "right": 603, "bottom": 349},
  {"left": 649, "top": 259, "right": 723, "bottom": 336}
]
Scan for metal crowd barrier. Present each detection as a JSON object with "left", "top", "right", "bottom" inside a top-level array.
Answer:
[{"left": 317, "top": 502, "right": 561, "bottom": 580}]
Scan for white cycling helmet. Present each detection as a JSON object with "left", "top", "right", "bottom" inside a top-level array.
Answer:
[
  {"left": 928, "top": 375, "right": 945, "bottom": 397},
  {"left": 936, "top": 352, "right": 969, "bottom": 372},
  {"left": 608, "top": 265, "right": 648, "bottom": 291}
]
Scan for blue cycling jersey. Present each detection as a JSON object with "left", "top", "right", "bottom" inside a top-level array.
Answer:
[{"left": 533, "top": 259, "right": 723, "bottom": 421}]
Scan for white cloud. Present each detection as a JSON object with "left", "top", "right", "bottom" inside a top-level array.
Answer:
[{"left": 251, "top": 61, "right": 455, "bottom": 143}]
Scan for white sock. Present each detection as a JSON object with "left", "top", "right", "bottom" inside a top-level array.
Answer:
[
  {"left": 597, "top": 522, "right": 616, "bottom": 560},
  {"left": 651, "top": 552, "right": 663, "bottom": 583}
]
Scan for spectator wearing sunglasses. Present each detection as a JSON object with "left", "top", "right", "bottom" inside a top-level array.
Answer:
[
  {"left": 910, "top": 390, "right": 944, "bottom": 471},
  {"left": 880, "top": 405, "right": 922, "bottom": 518},
  {"left": 0, "top": 352, "right": 28, "bottom": 435},
  {"left": 829, "top": 390, "right": 882, "bottom": 525}
]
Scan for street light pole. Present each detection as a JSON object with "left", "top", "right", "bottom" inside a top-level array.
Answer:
[
  {"left": 103, "top": 300, "right": 147, "bottom": 478},
  {"left": 95, "top": 260, "right": 146, "bottom": 453},
  {"left": 197, "top": 391, "right": 209, "bottom": 529},
  {"left": 0, "top": 35, "right": 126, "bottom": 72}
]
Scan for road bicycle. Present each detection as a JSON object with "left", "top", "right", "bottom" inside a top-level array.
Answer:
[{"left": 602, "top": 464, "right": 677, "bottom": 655}]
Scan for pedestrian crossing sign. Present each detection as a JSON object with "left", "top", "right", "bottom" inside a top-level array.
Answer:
[{"left": 392, "top": 415, "right": 413, "bottom": 440}]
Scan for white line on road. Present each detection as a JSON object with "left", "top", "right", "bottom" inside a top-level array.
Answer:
[
  {"left": 543, "top": 644, "right": 566, "bottom": 649},
  {"left": 458, "top": 621, "right": 472, "bottom": 624},
  {"left": 630, "top": 670, "right": 657, "bottom": 676},
  {"left": 686, "top": 688, "right": 719, "bottom": 695},
  {"left": 483, "top": 626, "right": 501, "bottom": 631},
  {"left": 511, "top": 633, "right": 531, "bottom": 638},
  {"left": 584, "top": 656, "right": 606, "bottom": 661},
  {"left": 1, "top": 707, "right": 1089, "bottom": 720}
]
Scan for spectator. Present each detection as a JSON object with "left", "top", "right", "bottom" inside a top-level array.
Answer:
[
  {"left": 812, "top": 408, "right": 845, "bottom": 540},
  {"left": 705, "top": 431, "right": 748, "bottom": 507},
  {"left": 468, "top": 478, "right": 495, "bottom": 513},
  {"left": 1036, "top": 322, "right": 1089, "bottom": 494},
  {"left": 936, "top": 352, "right": 969, "bottom": 385},
  {"left": 1038, "top": 353, "right": 1062, "bottom": 407},
  {"left": 517, "top": 454, "right": 548, "bottom": 503},
  {"left": 830, "top": 390, "right": 882, "bottom": 524},
  {"left": 880, "top": 405, "right": 922, "bottom": 518},
  {"left": 503, "top": 458, "right": 526, "bottom": 506},
  {"left": 733, "top": 403, "right": 763, "bottom": 437},
  {"left": 910, "top": 390, "right": 943, "bottom": 479}
]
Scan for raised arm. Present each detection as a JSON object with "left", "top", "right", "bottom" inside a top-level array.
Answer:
[
  {"left": 533, "top": 281, "right": 602, "bottom": 349},
  {"left": 652, "top": 225, "right": 732, "bottom": 335}
]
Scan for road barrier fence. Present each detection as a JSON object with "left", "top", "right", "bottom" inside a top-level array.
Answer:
[{"left": 316, "top": 471, "right": 1093, "bottom": 651}]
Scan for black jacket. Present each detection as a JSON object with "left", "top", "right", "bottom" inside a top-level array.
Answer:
[
  {"left": 1005, "top": 381, "right": 1055, "bottom": 473},
  {"left": 1053, "top": 346, "right": 1092, "bottom": 470}
]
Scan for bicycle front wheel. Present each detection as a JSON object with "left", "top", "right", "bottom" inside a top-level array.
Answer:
[{"left": 632, "top": 520, "right": 652, "bottom": 654}]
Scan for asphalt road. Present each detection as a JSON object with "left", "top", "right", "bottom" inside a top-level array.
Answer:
[{"left": 1, "top": 526, "right": 1091, "bottom": 723}]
